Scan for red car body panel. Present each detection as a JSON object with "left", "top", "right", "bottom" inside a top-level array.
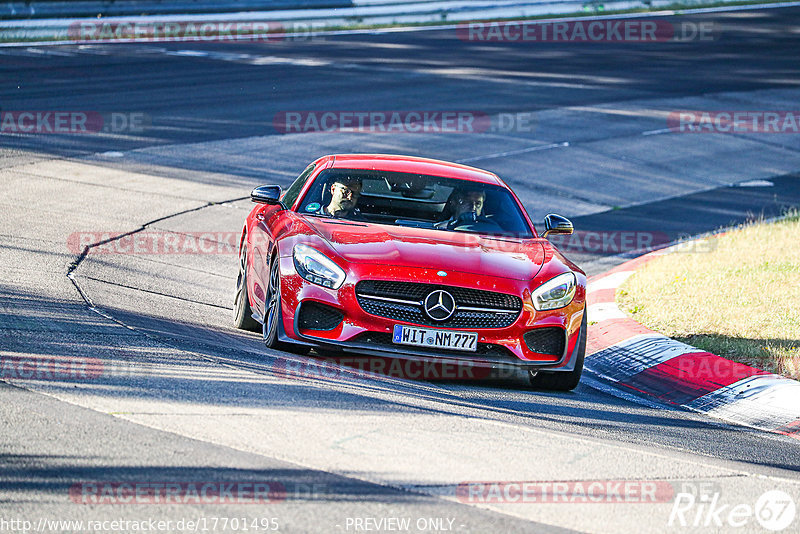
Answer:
[
  {"left": 303, "top": 219, "right": 547, "bottom": 280},
  {"left": 241, "top": 154, "right": 586, "bottom": 370}
]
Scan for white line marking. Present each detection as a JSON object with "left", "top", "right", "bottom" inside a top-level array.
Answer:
[
  {"left": 587, "top": 270, "right": 635, "bottom": 292},
  {"left": 587, "top": 302, "right": 627, "bottom": 323},
  {"left": 23, "top": 46, "right": 74, "bottom": 56},
  {"left": 642, "top": 128, "right": 672, "bottom": 136},
  {"left": 736, "top": 179, "right": 774, "bottom": 187},
  {"left": 165, "top": 50, "right": 209, "bottom": 57},
  {"left": 456, "top": 141, "right": 568, "bottom": 164}
]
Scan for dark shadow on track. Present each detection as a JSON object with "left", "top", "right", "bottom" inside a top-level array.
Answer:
[
  {"left": 0, "top": 453, "right": 421, "bottom": 504},
  {"left": 4, "top": 286, "right": 800, "bottom": 474}
]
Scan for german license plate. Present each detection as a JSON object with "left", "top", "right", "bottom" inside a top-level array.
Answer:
[{"left": 392, "top": 325, "right": 478, "bottom": 352}]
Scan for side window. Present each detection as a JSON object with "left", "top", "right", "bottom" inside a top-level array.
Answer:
[{"left": 281, "top": 164, "right": 316, "bottom": 209}]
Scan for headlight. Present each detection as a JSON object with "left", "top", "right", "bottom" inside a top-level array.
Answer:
[
  {"left": 293, "top": 244, "right": 346, "bottom": 289},
  {"left": 531, "top": 272, "right": 577, "bottom": 311}
]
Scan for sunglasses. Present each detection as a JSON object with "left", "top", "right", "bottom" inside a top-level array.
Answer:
[{"left": 333, "top": 183, "right": 362, "bottom": 197}]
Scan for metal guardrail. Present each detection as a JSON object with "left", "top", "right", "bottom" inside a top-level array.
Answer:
[
  {"left": 2, "top": 0, "right": 790, "bottom": 43},
  {"left": 1, "top": 1, "right": 355, "bottom": 20}
]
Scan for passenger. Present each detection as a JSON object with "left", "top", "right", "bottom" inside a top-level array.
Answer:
[
  {"left": 452, "top": 189, "right": 486, "bottom": 218},
  {"left": 438, "top": 188, "right": 487, "bottom": 229}
]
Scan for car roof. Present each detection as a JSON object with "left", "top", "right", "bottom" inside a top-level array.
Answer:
[{"left": 327, "top": 154, "right": 503, "bottom": 187}]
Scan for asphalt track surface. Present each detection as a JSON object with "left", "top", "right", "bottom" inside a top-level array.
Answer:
[{"left": 2, "top": 6, "right": 800, "bottom": 534}]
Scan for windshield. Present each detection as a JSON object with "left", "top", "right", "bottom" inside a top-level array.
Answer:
[{"left": 296, "top": 169, "right": 534, "bottom": 238}]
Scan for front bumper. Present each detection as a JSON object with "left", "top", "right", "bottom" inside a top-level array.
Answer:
[{"left": 276, "top": 256, "right": 586, "bottom": 372}]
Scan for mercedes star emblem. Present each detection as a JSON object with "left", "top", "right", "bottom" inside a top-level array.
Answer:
[{"left": 423, "top": 290, "right": 456, "bottom": 321}]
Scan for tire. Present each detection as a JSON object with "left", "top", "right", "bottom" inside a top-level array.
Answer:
[
  {"left": 528, "top": 312, "right": 586, "bottom": 391},
  {"left": 233, "top": 243, "right": 261, "bottom": 332},
  {"left": 261, "top": 253, "right": 315, "bottom": 356},
  {"left": 263, "top": 255, "right": 284, "bottom": 349}
]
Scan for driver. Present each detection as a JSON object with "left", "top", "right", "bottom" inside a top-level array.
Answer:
[
  {"left": 322, "top": 176, "right": 363, "bottom": 218},
  {"left": 453, "top": 189, "right": 485, "bottom": 218},
  {"left": 437, "top": 188, "right": 487, "bottom": 229}
]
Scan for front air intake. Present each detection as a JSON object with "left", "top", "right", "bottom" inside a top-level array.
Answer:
[
  {"left": 297, "top": 301, "right": 343, "bottom": 331},
  {"left": 523, "top": 327, "right": 566, "bottom": 357}
]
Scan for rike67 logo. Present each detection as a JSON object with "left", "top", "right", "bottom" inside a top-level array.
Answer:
[{"left": 669, "top": 484, "right": 796, "bottom": 531}]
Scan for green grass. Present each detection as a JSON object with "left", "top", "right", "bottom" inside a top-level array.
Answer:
[{"left": 617, "top": 212, "right": 800, "bottom": 380}]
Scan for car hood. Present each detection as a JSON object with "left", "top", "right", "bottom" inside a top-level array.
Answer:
[{"left": 303, "top": 217, "right": 546, "bottom": 281}]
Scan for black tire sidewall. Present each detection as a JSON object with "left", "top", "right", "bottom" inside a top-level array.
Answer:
[
  {"left": 234, "top": 245, "right": 260, "bottom": 331},
  {"left": 263, "top": 257, "right": 281, "bottom": 347}
]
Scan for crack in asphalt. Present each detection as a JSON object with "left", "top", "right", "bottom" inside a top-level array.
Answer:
[{"left": 66, "top": 196, "right": 247, "bottom": 308}]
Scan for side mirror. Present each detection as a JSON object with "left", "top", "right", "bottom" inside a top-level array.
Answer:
[
  {"left": 251, "top": 185, "right": 285, "bottom": 207},
  {"left": 542, "top": 213, "right": 573, "bottom": 238}
]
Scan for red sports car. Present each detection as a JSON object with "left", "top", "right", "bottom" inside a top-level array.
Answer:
[{"left": 234, "top": 154, "right": 586, "bottom": 390}]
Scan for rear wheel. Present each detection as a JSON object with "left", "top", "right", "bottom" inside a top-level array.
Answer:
[
  {"left": 528, "top": 313, "right": 586, "bottom": 391},
  {"left": 233, "top": 243, "right": 261, "bottom": 332}
]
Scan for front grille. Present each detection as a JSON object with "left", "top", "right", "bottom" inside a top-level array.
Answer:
[
  {"left": 357, "top": 280, "right": 520, "bottom": 308},
  {"left": 353, "top": 332, "right": 518, "bottom": 361},
  {"left": 523, "top": 327, "right": 565, "bottom": 357},
  {"left": 297, "top": 301, "right": 343, "bottom": 331},
  {"left": 355, "top": 280, "right": 522, "bottom": 329}
]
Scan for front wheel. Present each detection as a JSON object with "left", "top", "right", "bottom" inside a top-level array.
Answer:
[
  {"left": 263, "top": 256, "right": 283, "bottom": 348},
  {"left": 262, "top": 253, "right": 313, "bottom": 356},
  {"left": 528, "top": 313, "right": 586, "bottom": 391}
]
